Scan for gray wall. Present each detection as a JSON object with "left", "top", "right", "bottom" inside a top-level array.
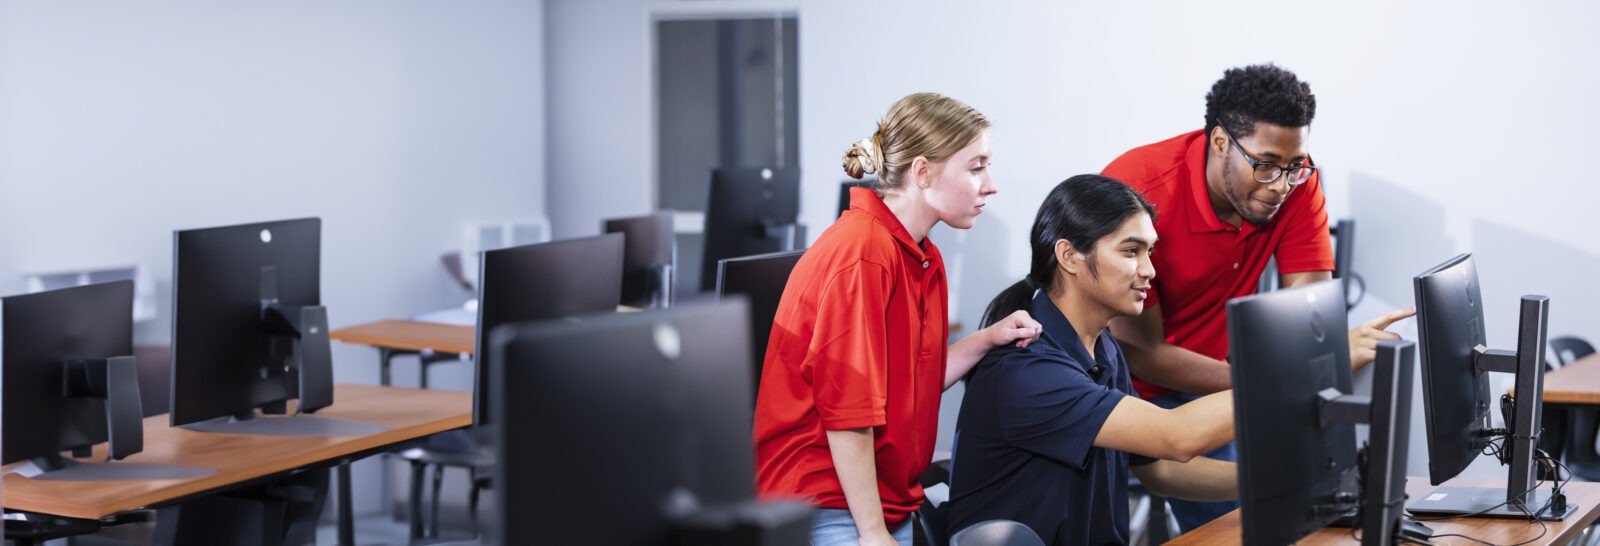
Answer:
[
  {"left": 546, "top": 0, "right": 1600, "bottom": 478},
  {"left": 0, "top": 1, "right": 546, "bottom": 514}
]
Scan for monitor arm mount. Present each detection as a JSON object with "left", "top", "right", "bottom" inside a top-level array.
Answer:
[
  {"left": 1316, "top": 340, "right": 1418, "bottom": 546},
  {"left": 1470, "top": 296, "right": 1549, "bottom": 508},
  {"left": 260, "top": 266, "right": 334, "bottom": 416},
  {"left": 42, "top": 355, "right": 143, "bottom": 471}
]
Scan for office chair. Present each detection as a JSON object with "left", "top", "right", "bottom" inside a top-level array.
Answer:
[
  {"left": 399, "top": 438, "right": 493, "bottom": 540},
  {"left": 947, "top": 519, "right": 1046, "bottom": 546},
  {"left": 914, "top": 459, "right": 954, "bottom": 546},
  {"left": 1550, "top": 336, "right": 1600, "bottom": 481},
  {"left": 1127, "top": 477, "right": 1176, "bottom": 546}
]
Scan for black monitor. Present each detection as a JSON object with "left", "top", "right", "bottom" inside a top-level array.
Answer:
[
  {"left": 472, "top": 233, "right": 624, "bottom": 426},
  {"left": 171, "top": 218, "right": 356, "bottom": 435},
  {"left": 715, "top": 249, "right": 804, "bottom": 404},
  {"left": 1230, "top": 279, "right": 1424, "bottom": 544},
  {"left": 1409, "top": 253, "right": 1568, "bottom": 519},
  {"left": 700, "top": 167, "right": 801, "bottom": 291},
  {"left": 487, "top": 299, "right": 809, "bottom": 545},
  {"left": 838, "top": 179, "right": 877, "bottom": 219},
  {"left": 2, "top": 282, "right": 141, "bottom": 472},
  {"left": 1230, "top": 279, "right": 1359, "bottom": 543},
  {"left": 604, "top": 212, "right": 676, "bottom": 309}
]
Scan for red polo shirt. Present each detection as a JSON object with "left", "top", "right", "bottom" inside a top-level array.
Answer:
[
  {"left": 1102, "top": 130, "right": 1333, "bottom": 399},
  {"left": 754, "top": 187, "right": 949, "bottom": 528}
]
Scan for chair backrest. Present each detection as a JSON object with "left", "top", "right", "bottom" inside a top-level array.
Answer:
[
  {"left": 715, "top": 249, "right": 805, "bottom": 403},
  {"left": 1550, "top": 336, "right": 1597, "bottom": 367},
  {"left": 949, "top": 519, "right": 1046, "bottom": 546}
]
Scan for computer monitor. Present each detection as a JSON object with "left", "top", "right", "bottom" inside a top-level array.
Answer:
[
  {"left": 487, "top": 299, "right": 809, "bottom": 545},
  {"left": 2, "top": 282, "right": 141, "bottom": 472},
  {"left": 1229, "top": 280, "right": 1355, "bottom": 542},
  {"left": 1230, "top": 280, "right": 1419, "bottom": 545},
  {"left": 472, "top": 233, "right": 625, "bottom": 426},
  {"left": 604, "top": 212, "right": 676, "bottom": 309},
  {"left": 170, "top": 218, "right": 341, "bottom": 432},
  {"left": 715, "top": 249, "right": 804, "bottom": 404},
  {"left": 1409, "top": 253, "right": 1567, "bottom": 519},
  {"left": 838, "top": 179, "right": 877, "bottom": 219},
  {"left": 700, "top": 167, "right": 801, "bottom": 291}
]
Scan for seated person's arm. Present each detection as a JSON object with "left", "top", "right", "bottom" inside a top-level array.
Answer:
[
  {"left": 1131, "top": 457, "right": 1237, "bottom": 502},
  {"left": 1109, "top": 304, "right": 1231, "bottom": 395},
  {"left": 1279, "top": 271, "right": 1417, "bottom": 373},
  {"left": 1092, "top": 390, "right": 1232, "bottom": 463}
]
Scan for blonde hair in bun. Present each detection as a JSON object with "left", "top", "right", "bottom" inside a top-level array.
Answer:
[{"left": 840, "top": 93, "right": 988, "bottom": 196}]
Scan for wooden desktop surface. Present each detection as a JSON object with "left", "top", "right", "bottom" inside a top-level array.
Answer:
[
  {"left": 1536, "top": 353, "right": 1600, "bottom": 405},
  {"left": 2, "top": 384, "right": 471, "bottom": 520},
  {"left": 330, "top": 320, "right": 476, "bottom": 355},
  {"left": 1168, "top": 478, "right": 1600, "bottom": 545}
]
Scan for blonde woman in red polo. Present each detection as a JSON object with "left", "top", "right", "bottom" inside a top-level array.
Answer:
[{"left": 754, "top": 93, "right": 1042, "bottom": 546}]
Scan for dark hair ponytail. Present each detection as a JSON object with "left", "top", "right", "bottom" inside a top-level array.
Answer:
[{"left": 980, "top": 174, "right": 1157, "bottom": 328}]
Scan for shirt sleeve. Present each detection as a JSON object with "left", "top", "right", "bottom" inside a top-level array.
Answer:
[
  {"left": 1272, "top": 172, "right": 1335, "bottom": 274},
  {"left": 807, "top": 261, "right": 893, "bottom": 430},
  {"left": 996, "top": 354, "right": 1126, "bottom": 469}
]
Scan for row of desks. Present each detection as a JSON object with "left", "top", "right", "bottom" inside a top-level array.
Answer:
[
  {"left": 3, "top": 384, "right": 471, "bottom": 520},
  {"left": 8, "top": 319, "right": 1597, "bottom": 545}
]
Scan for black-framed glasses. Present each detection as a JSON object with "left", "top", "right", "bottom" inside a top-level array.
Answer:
[{"left": 1219, "top": 125, "right": 1317, "bottom": 187}]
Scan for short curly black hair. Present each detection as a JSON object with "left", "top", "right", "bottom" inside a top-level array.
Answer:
[{"left": 1204, "top": 63, "right": 1316, "bottom": 140}]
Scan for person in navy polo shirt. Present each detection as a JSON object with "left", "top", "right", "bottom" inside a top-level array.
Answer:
[{"left": 948, "top": 175, "right": 1237, "bottom": 545}]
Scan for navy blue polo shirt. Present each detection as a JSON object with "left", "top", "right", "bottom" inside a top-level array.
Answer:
[{"left": 947, "top": 290, "right": 1154, "bottom": 545}]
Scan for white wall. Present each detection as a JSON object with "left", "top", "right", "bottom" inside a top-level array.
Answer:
[
  {"left": 0, "top": 1, "right": 546, "bottom": 515},
  {"left": 547, "top": 1, "right": 1600, "bottom": 480}
]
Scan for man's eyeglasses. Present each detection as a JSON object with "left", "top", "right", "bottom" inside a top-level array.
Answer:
[{"left": 1219, "top": 124, "right": 1316, "bottom": 187}]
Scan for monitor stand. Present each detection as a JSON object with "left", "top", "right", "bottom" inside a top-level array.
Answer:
[
  {"left": 181, "top": 413, "right": 388, "bottom": 437},
  {"left": 8, "top": 455, "right": 215, "bottom": 482},
  {"left": 1407, "top": 486, "right": 1576, "bottom": 521}
]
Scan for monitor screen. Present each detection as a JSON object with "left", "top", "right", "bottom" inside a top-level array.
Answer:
[
  {"left": 715, "top": 249, "right": 804, "bottom": 404},
  {"left": 487, "top": 299, "right": 754, "bottom": 545},
  {"left": 837, "top": 179, "right": 877, "bottom": 219},
  {"left": 604, "top": 213, "right": 675, "bottom": 309},
  {"left": 1228, "top": 279, "right": 1358, "bottom": 545},
  {"left": 700, "top": 167, "right": 800, "bottom": 291},
  {"left": 472, "top": 233, "right": 624, "bottom": 426},
  {"left": 171, "top": 218, "right": 322, "bottom": 427},
  {"left": 1413, "top": 253, "right": 1489, "bottom": 485},
  {"left": 2, "top": 281, "right": 133, "bottom": 464}
]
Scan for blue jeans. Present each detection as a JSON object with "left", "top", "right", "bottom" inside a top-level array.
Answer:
[
  {"left": 1148, "top": 391, "right": 1240, "bottom": 533},
  {"left": 810, "top": 508, "right": 914, "bottom": 546}
]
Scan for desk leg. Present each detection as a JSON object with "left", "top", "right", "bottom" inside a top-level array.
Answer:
[
  {"left": 338, "top": 462, "right": 355, "bottom": 546},
  {"left": 375, "top": 348, "right": 406, "bottom": 521}
]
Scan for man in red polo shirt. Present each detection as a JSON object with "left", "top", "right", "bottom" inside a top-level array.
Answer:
[{"left": 1101, "top": 64, "right": 1415, "bottom": 531}]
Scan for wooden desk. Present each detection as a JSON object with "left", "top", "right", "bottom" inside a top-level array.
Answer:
[
  {"left": 331, "top": 320, "right": 475, "bottom": 390},
  {"left": 330, "top": 320, "right": 475, "bottom": 356},
  {"left": 1169, "top": 478, "right": 1600, "bottom": 545},
  {"left": 1537, "top": 353, "right": 1600, "bottom": 405},
  {"left": 2, "top": 384, "right": 471, "bottom": 520}
]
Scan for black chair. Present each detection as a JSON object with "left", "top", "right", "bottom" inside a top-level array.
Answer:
[
  {"left": 948, "top": 519, "right": 1046, "bottom": 546},
  {"left": 915, "top": 459, "right": 953, "bottom": 546},
  {"left": 1127, "top": 477, "right": 1175, "bottom": 546},
  {"left": 1551, "top": 336, "right": 1600, "bottom": 480}
]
